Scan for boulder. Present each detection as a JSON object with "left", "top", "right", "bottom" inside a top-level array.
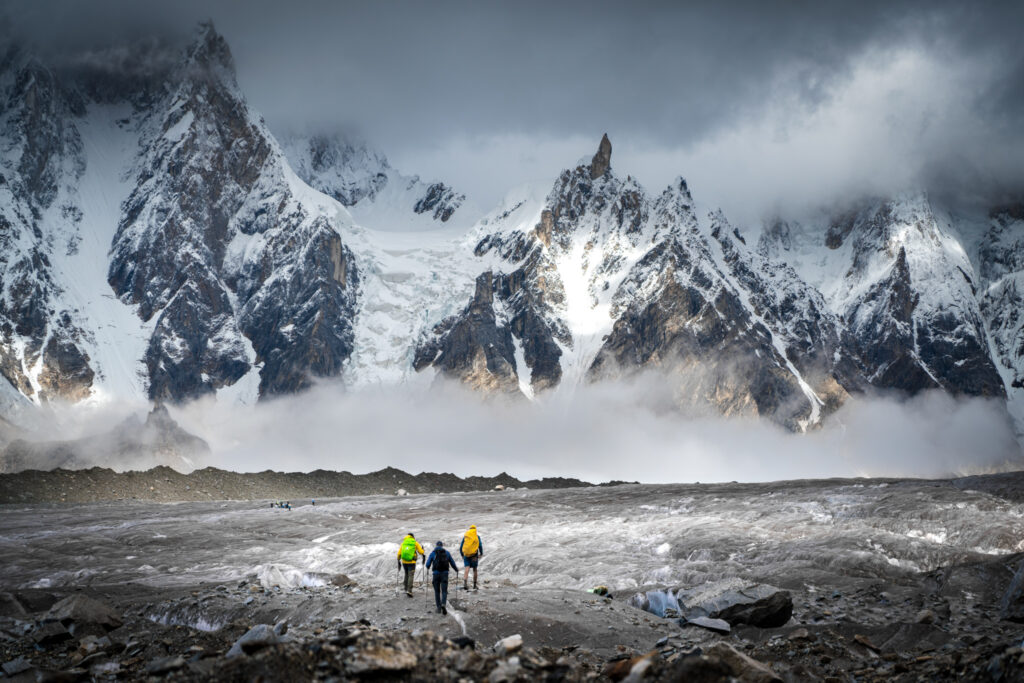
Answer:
[
  {"left": 494, "top": 634, "right": 523, "bottom": 655},
  {"left": 330, "top": 574, "right": 357, "bottom": 588},
  {"left": 0, "top": 592, "right": 26, "bottom": 618},
  {"left": 712, "top": 590, "right": 793, "bottom": 628},
  {"left": 1001, "top": 558, "right": 1024, "bottom": 622},
  {"left": 46, "top": 595, "right": 123, "bottom": 635},
  {"left": 2, "top": 657, "right": 32, "bottom": 677},
  {"left": 146, "top": 655, "right": 186, "bottom": 675},
  {"left": 33, "top": 621, "right": 72, "bottom": 646},
  {"left": 682, "top": 616, "right": 731, "bottom": 634},
  {"left": 226, "top": 623, "right": 285, "bottom": 657}
]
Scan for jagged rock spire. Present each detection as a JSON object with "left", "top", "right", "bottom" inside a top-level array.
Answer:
[
  {"left": 590, "top": 133, "right": 612, "bottom": 179},
  {"left": 184, "top": 20, "right": 236, "bottom": 79}
]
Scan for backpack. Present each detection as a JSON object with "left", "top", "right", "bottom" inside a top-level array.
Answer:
[
  {"left": 434, "top": 549, "right": 450, "bottom": 572},
  {"left": 462, "top": 530, "right": 479, "bottom": 556},
  {"left": 400, "top": 537, "right": 418, "bottom": 562}
]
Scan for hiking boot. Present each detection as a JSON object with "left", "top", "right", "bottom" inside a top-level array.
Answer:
[
  {"left": 442, "top": 605, "right": 447, "bottom": 615},
  {"left": 406, "top": 591, "right": 413, "bottom": 597},
  {"left": 435, "top": 606, "right": 441, "bottom": 613},
  {"left": 463, "top": 582, "right": 469, "bottom": 590},
  {"left": 473, "top": 583, "right": 478, "bottom": 590}
]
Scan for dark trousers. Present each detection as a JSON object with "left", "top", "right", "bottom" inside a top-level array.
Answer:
[
  {"left": 432, "top": 571, "right": 449, "bottom": 608},
  {"left": 403, "top": 564, "right": 416, "bottom": 593}
]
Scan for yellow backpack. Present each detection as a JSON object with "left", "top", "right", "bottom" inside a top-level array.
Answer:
[{"left": 463, "top": 527, "right": 479, "bottom": 555}]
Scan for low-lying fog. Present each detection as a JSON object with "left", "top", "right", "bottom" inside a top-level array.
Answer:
[{"left": 21, "top": 376, "right": 1024, "bottom": 483}]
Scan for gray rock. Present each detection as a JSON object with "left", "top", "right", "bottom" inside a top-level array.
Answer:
[
  {"left": 713, "top": 590, "right": 793, "bottom": 628},
  {"left": 33, "top": 620, "right": 72, "bottom": 646},
  {"left": 494, "top": 634, "right": 523, "bottom": 655},
  {"left": 146, "top": 655, "right": 186, "bottom": 675},
  {"left": 331, "top": 574, "right": 357, "bottom": 588},
  {"left": 0, "top": 592, "right": 26, "bottom": 618},
  {"left": 1001, "top": 558, "right": 1024, "bottom": 622},
  {"left": 2, "top": 657, "right": 32, "bottom": 676},
  {"left": 682, "top": 616, "right": 731, "bottom": 634},
  {"left": 227, "top": 623, "right": 284, "bottom": 657},
  {"left": 46, "top": 595, "right": 123, "bottom": 635}
]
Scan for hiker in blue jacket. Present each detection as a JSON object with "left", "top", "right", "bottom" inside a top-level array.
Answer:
[{"left": 426, "top": 541, "right": 460, "bottom": 614}]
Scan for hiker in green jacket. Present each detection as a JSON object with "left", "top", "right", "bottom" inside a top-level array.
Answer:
[{"left": 397, "top": 533, "right": 425, "bottom": 596}]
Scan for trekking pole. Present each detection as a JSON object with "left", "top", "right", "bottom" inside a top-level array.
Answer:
[{"left": 451, "top": 563, "right": 458, "bottom": 611}]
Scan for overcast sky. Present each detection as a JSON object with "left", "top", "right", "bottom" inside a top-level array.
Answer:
[{"left": 7, "top": 0, "right": 1024, "bottom": 219}]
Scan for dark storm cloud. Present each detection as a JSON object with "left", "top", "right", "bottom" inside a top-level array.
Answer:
[{"left": 6, "top": 0, "right": 1024, "bottom": 213}]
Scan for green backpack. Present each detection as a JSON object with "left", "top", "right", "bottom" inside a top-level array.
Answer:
[{"left": 400, "top": 537, "right": 418, "bottom": 562}]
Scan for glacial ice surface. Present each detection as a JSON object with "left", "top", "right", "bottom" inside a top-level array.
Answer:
[{"left": 3, "top": 479, "right": 1023, "bottom": 600}]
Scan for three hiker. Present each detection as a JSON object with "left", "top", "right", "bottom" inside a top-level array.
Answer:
[
  {"left": 426, "top": 541, "right": 460, "bottom": 614},
  {"left": 396, "top": 533, "right": 425, "bottom": 596},
  {"left": 460, "top": 524, "right": 482, "bottom": 590},
  {"left": 396, "top": 526, "right": 482, "bottom": 610}
]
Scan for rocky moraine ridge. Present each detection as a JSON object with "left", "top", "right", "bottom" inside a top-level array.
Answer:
[{"left": 0, "top": 22, "right": 1022, "bottom": 440}]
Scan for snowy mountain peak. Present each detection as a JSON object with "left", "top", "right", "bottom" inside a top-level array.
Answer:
[
  {"left": 0, "top": 26, "right": 1023, "bottom": 451},
  {"left": 183, "top": 21, "right": 235, "bottom": 82},
  {"left": 280, "top": 132, "right": 391, "bottom": 207},
  {"left": 279, "top": 129, "right": 468, "bottom": 230}
]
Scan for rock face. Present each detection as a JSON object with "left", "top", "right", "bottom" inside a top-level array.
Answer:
[
  {"left": 419, "top": 141, "right": 857, "bottom": 429},
  {"left": 0, "top": 49, "right": 94, "bottom": 403},
  {"left": 413, "top": 182, "right": 464, "bottom": 222},
  {"left": 413, "top": 272, "right": 519, "bottom": 394},
  {"left": 281, "top": 133, "right": 390, "bottom": 206},
  {"left": 977, "top": 203, "right": 1024, "bottom": 441},
  {"left": 107, "top": 23, "right": 359, "bottom": 401},
  {"left": 0, "top": 403, "right": 209, "bottom": 473},
  {"left": 817, "top": 197, "right": 1003, "bottom": 398},
  {"left": 590, "top": 133, "right": 612, "bottom": 179},
  {"left": 416, "top": 138, "right": 1023, "bottom": 435},
  {"left": 280, "top": 134, "right": 464, "bottom": 223}
]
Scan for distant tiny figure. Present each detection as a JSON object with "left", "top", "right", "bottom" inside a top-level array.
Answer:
[
  {"left": 427, "top": 540, "right": 460, "bottom": 614},
  {"left": 397, "top": 533, "right": 424, "bottom": 596},
  {"left": 460, "top": 524, "right": 482, "bottom": 590},
  {"left": 311, "top": 499, "right": 315, "bottom": 506}
]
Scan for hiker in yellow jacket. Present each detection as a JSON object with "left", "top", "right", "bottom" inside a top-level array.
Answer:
[
  {"left": 397, "top": 533, "right": 425, "bottom": 596},
  {"left": 459, "top": 524, "right": 483, "bottom": 590}
]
